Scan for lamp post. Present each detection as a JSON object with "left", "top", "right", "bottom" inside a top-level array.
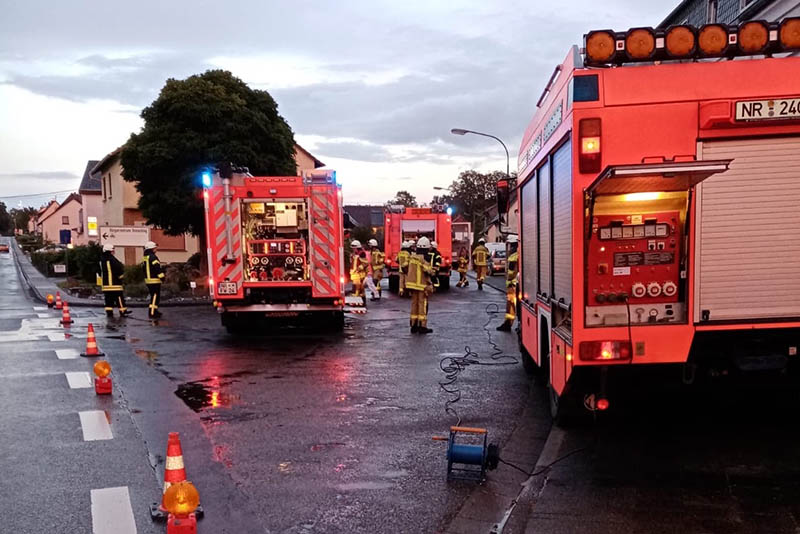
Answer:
[{"left": 450, "top": 128, "right": 510, "bottom": 183}]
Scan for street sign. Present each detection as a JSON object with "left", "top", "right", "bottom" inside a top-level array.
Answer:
[
  {"left": 99, "top": 226, "right": 150, "bottom": 247},
  {"left": 53, "top": 264, "right": 66, "bottom": 274},
  {"left": 87, "top": 216, "right": 98, "bottom": 237}
]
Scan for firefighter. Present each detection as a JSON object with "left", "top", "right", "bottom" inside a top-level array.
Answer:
[
  {"left": 472, "top": 238, "right": 490, "bottom": 290},
  {"left": 497, "top": 235, "right": 519, "bottom": 331},
  {"left": 406, "top": 237, "right": 434, "bottom": 334},
  {"left": 100, "top": 244, "right": 131, "bottom": 318},
  {"left": 142, "top": 241, "right": 165, "bottom": 319},
  {"left": 349, "top": 240, "right": 368, "bottom": 304},
  {"left": 397, "top": 241, "right": 411, "bottom": 296},
  {"left": 456, "top": 247, "right": 470, "bottom": 288},
  {"left": 427, "top": 240, "right": 443, "bottom": 289},
  {"left": 368, "top": 238, "right": 385, "bottom": 300}
]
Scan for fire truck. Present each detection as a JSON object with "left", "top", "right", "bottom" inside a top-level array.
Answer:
[
  {"left": 202, "top": 168, "right": 349, "bottom": 332},
  {"left": 508, "top": 19, "right": 800, "bottom": 419},
  {"left": 384, "top": 205, "right": 453, "bottom": 292}
]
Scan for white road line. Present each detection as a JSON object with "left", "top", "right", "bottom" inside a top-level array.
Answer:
[
  {"left": 47, "top": 333, "right": 66, "bottom": 342},
  {"left": 65, "top": 372, "right": 92, "bottom": 389},
  {"left": 34, "top": 306, "right": 49, "bottom": 311},
  {"left": 37, "top": 313, "right": 51, "bottom": 318},
  {"left": 55, "top": 348, "right": 79, "bottom": 360},
  {"left": 79, "top": 410, "right": 113, "bottom": 441},
  {"left": 91, "top": 486, "right": 137, "bottom": 534}
]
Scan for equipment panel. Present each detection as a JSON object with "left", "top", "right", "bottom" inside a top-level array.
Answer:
[
  {"left": 246, "top": 239, "right": 308, "bottom": 281},
  {"left": 587, "top": 211, "right": 681, "bottom": 307}
]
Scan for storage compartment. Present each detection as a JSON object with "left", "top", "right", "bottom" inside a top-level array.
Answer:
[{"left": 243, "top": 200, "right": 310, "bottom": 282}]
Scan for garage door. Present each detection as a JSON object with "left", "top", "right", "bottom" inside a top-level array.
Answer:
[{"left": 697, "top": 137, "right": 800, "bottom": 322}]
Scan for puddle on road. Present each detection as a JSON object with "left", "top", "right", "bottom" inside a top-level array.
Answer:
[
  {"left": 175, "top": 379, "right": 241, "bottom": 412},
  {"left": 134, "top": 349, "right": 159, "bottom": 365},
  {"left": 336, "top": 481, "right": 394, "bottom": 491}
]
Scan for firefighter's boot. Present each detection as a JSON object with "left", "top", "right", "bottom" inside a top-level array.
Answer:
[
  {"left": 496, "top": 320, "right": 513, "bottom": 332},
  {"left": 106, "top": 310, "right": 114, "bottom": 318},
  {"left": 418, "top": 326, "right": 433, "bottom": 334},
  {"left": 478, "top": 280, "right": 483, "bottom": 290},
  {"left": 411, "top": 322, "right": 419, "bottom": 333}
]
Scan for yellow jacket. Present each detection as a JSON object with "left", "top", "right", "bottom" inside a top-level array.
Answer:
[
  {"left": 370, "top": 249, "right": 386, "bottom": 271},
  {"left": 397, "top": 250, "right": 410, "bottom": 272},
  {"left": 457, "top": 256, "right": 469, "bottom": 272},
  {"left": 405, "top": 253, "right": 433, "bottom": 291},
  {"left": 506, "top": 251, "right": 519, "bottom": 287},
  {"left": 472, "top": 245, "right": 490, "bottom": 267}
]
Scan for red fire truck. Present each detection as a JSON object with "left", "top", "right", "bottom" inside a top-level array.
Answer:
[
  {"left": 202, "top": 168, "right": 348, "bottom": 332},
  {"left": 509, "top": 19, "right": 800, "bottom": 419},
  {"left": 384, "top": 205, "right": 453, "bottom": 292}
]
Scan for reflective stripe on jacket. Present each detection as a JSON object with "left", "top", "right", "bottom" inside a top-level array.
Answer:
[
  {"left": 397, "top": 250, "right": 410, "bottom": 271},
  {"left": 101, "top": 252, "right": 125, "bottom": 291},
  {"left": 405, "top": 253, "right": 432, "bottom": 291},
  {"left": 457, "top": 257, "right": 469, "bottom": 272},
  {"left": 142, "top": 250, "right": 165, "bottom": 284},
  {"left": 506, "top": 251, "right": 519, "bottom": 287},
  {"left": 370, "top": 249, "right": 385, "bottom": 270},
  {"left": 472, "top": 245, "right": 489, "bottom": 266}
]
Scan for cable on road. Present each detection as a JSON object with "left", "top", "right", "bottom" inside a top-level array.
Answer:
[
  {"left": 439, "top": 303, "right": 519, "bottom": 426},
  {"left": 497, "top": 446, "right": 588, "bottom": 478}
]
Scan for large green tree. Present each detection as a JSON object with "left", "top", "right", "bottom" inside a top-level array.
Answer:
[
  {"left": 0, "top": 202, "right": 11, "bottom": 235},
  {"left": 443, "top": 170, "right": 516, "bottom": 240},
  {"left": 10, "top": 206, "right": 36, "bottom": 233},
  {"left": 121, "top": 70, "right": 297, "bottom": 236},
  {"left": 386, "top": 190, "right": 418, "bottom": 208}
]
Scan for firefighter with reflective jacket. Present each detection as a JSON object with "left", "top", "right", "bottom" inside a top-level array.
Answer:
[
  {"left": 427, "top": 241, "right": 443, "bottom": 289},
  {"left": 456, "top": 247, "right": 470, "bottom": 288},
  {"left": 497, "top": 236, "right": 519, "bottom": 331},
  {"left": 406, "top": 237, "right": 434, "bottom": 334},
  {"left": 349, "top": 240, "right": 369, "bottom": 303},
  {"left": 397, "top": 241, "right": 411, "bottom": 296},
  {"left": 472, "top": 238, "right": 490, "bottom": 290},
  {"left": 142, "top": 241, "right": 165, "bottom": 319},
  {"left": 368, "top": 238, "right": 385, "bottom": 300},
  {"left": 100, "top": 244, "right": 131, "bottom": 318}
]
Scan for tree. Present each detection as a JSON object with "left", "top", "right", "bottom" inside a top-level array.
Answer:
[
  {"left": 386, "top": 190, "right": 418, "bottom": 208},
  {"left": 10, "top": 206, "right": 36, "bottom": 233},
  {"left": 442, "top": 170, "right": 516, "bottom": 241},
  {"left": 121, "top": 69, "right": 297, "bottom": 236},
  {"left": 0, "top": 202, "right": 12, "bottom": 235}
]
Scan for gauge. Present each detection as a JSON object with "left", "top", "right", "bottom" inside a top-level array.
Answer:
[
  {"left": 644, "top": 225, "right": 656, "bottom": 237},
  {"left": 599, "top": 228, "right": 611, "bottom": 240},
  {"left": 611, "top": 227, "right": 623, "bottom": 239},
  {"left": 633, "top": 225, "right": 645, "bottom": 238},
  {"left": 656, "top": 224, "right": 669, "bottom": 237},
  {"left": 622, "top": 226, "right": 634, "bottom": 238},
  {"left": 260, "top": 256, "right": 270, "bottom": 265},
  {"left": 286, "top": 257, "right": 295, "bottom": 265},
  {"left": 250, "top": 256, "right": 260, "bottom": 266},
  {"left": 295, "top": 256, "right": 304, "bottom": 265}
]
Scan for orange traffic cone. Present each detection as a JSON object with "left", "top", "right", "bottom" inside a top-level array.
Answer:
[
  {"left": 60, "top": 302, "right": 74, "bottom": 326},
  {"left": 80, "top": 323, "right": 104, "bottom": 357},
  {"left": 151, "top": 432, "right": 204, "bottom": 521},
  {"left": 55, "top": 292, "right": 63, "bottom": 310}
]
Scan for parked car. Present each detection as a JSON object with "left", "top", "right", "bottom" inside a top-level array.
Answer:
[
  {"left": 33, "top": 244, "right": 66, "bottom": 254},
  {"left": 0, "top": 244, "right": 9, "bottom": 253},
  {"left": 486, "top": 242, "right": 506, "bottom": 275}
]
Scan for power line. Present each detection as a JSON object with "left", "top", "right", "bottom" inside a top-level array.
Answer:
[{"left": 0, "top": 189, "right": 75, "bottom": 201}]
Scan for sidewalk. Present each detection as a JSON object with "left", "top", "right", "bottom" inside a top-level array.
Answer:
[{"left": 11, "top": 239, "right": 208, "bottom": 308}]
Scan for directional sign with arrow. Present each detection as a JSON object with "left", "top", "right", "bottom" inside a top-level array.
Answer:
[{"left": 99, "top": 226, "right": 150, "bottom": 247}]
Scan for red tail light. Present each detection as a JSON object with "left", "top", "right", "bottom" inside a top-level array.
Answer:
[
  {"left": 596, "top": 398, "right": 610, "bottom": 411},
  {"left": 579, "top": 340, "right": 632, "bottom": 361},
  {"left": 579, "top": 118, "right": 602, "bottom": 174}
]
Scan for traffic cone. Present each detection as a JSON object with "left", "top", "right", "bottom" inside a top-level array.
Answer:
[
  {"left": 80, "top": 323, "right": 104, "bottom": 357},
  {"left": 55, "top": 292, "right": 63, "bottom": 310},
  {"left": 151, "top": 432, "right": 204, "bottom": 521},
  {"left": 60, "top": 302, "right": 74, "bottom": 326}
]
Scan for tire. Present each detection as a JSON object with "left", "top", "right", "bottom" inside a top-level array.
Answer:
[
  {"left": 388, "top": 274, "right": 400, "bottom": 294},
  {"left": 519, "top": 336, "right": 537, "bottom": 376},
  {"left": 437, "top": 274, "right": 450, "bottom": 291}
]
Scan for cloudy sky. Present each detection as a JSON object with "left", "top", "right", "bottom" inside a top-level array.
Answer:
[{"left": 0, "top": 0, "right": 671, "bottom": 208}]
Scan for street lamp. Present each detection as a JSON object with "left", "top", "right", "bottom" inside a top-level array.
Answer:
[{"left": 450, "top": 128, "right": 510, "bottom": 181}]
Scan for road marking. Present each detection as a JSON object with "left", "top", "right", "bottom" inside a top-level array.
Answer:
[
  {"left": 47, "top": 333, "right": 66, "bottom": 342},
  {"left": 91, "top": 486, "right": 137, "bottom": 534},
  {"left": 66, "top": 372, "right": 92, "bottom": 389},
  {"left": 55, "top": 348, "right": 79, "bottom": 359},
  {"left": 79, "top": 410, "right": 113, "bottom": 441},
  {"left": 34, "top": 306, "right": 49, "bottom": 311},
  {"left": 37, "top": 313, "right": 51, "bottom": 318}
]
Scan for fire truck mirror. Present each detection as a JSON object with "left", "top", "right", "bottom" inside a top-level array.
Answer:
[{"left": 497, "top": 180, "right": 509, "bottom": 218}]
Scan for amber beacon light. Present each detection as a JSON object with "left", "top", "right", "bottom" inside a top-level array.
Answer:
[{"left": 583, "top": 17, "right": 800, "bottom": 66}]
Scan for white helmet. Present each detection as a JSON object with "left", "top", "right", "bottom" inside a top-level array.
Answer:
[
  {"left": 350, "top": 240, "right": 362, "bottom": 248},
  {"left": 408, "top": 239, "right": 416, "bottom": 247},
  {"left": 478, "top": 238, "right": 486, "bottom": 244},
  {"left": 506, "top": 235, "right": 518, "bottom": 244},
  {"left": 368, "top": 239, "right": 378, "bottom": 247},
  {"left": 102, "top": 243, "right": 114, "bottom": 252},
  {"left": 144, "top": 241, "right": 157, "bottom": 250},
  {"left": 431, "top": 241, "right": 438, "bottom": 248},
  {"left": 416, "top": 237, "right": 431, "bottom": 249}
]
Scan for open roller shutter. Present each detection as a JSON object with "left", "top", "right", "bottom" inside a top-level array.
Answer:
[
  {"left": 520, "top": 176, "right": 538, "bottom": 301},
  {"left": 538, "top": 162, "right": 552, "bottom": 297},
  {"left": 697, "top": 137, "right": 800, "bottom": 321},
  {"left": 552, "top": 140, "right": 572, "bottom": 306}
]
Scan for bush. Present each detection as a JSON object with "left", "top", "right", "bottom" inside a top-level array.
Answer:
[
  {"left": 31, "top": 249, "right": 65, "bottom": 276},
  {"left": 124, "top": 283, "right": 149, "bottom": 298},
  {"left": 65, "top": 243, "right": 102, "bottom": 283},
  {"left": 17, "top": 234, "right": 45, "bottom": 254},
  {"left": 123, "top": 264, "right": 144, "bottom": 284}
]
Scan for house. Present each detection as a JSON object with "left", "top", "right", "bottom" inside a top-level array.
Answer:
[
  {"left": 77, "top": 160, "right": 101, "bottom": 245},
  {"left": 34, "top": 200, "right": 59, "bottom": 236},
  {"left": 660, "top": 0, "right": 798, "bottom": 28},
  {"left": 39, "top": 193, "right": 82, "bottom": 245},
  {"left": 294, "top": 143, "right": 325, "bottom": 175},
  {"left": 343, "top": 205, "right": 386, "bottom": 239}
]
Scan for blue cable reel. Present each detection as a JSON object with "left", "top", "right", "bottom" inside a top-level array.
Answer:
[{"left": 434, "top": 426, "right": 499, "bottom": 482}]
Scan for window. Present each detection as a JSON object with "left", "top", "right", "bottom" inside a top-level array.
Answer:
[
  {"left": 739, "top": 0, "right": 755, "bottom": 11},
  {"left": 107, "top": 173, "right": 112, "bottom": 198},
  {"left": 707, "top": 0, "right": 717, "bottom": 23},
  {"left": 62, "top": 216, "right": 69, "bottom": 224},
  {"left": 102, "top": 175, "right": 107, "bottom": 200}
]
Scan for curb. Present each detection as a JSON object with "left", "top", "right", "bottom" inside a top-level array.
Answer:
[
  {"left": 466, "top": 272, "right": 506, "bottom": 294},
  {"left": 11, "top": 240, "right": 209, "bottom": 309}
]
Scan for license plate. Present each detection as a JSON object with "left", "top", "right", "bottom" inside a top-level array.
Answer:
[
  {"left": 736, "top": 98, "right": 800, "bottom": 121},
  {"left": 217, "top": 282, "right": 238, "bottom": 295}
]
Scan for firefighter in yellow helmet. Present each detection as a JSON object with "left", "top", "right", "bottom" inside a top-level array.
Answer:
[
  {"left": 368, "top": 238, "right": 385, "bottom": 300},
  {"left": 397, "top": 241, "right": 411, "bottom": 296},
  {"left": 349, "top": 240, "right": 369, "bottom": 305},
  {"left": 406, "top": 237, "right": 434, "bottom": 334},
  {"left": 456, "top": 247, "right": 470, "bottom": 288},
  {"left": 100, "top": 243, "right": 131, "bottom": 318},
  {"left": 497, "top": 235, "right": 519, "bottom": 331},
  {"left": 472, "top": 238, "right": 490, "bottom": 290},
  {"left": 142, "top": 241, "right": 165, "bottom": 319}
]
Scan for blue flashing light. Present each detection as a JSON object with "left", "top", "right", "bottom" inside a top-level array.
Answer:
[
  {"left": 446, "top": 207, "right": 453, "bottom": 216},
  {"left": 332, "top": 170, "right": 338, "bottom": 184},
  {"left": 201, "top": 172, "right": 212, "bottom": 188}
]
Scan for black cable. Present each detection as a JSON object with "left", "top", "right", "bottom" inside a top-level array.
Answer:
[
  {"left": 439, "top": 303, "right": 519, "bottom": 426},
  {"left": 497, "top": 446, "right": 588, "bottom": 478}
]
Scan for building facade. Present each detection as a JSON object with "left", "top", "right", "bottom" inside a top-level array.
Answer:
[
  {"left": 76, "top": 159, "right": 101, "bottom": 246},
  {"left": 39, "top": 193, "right": 82, "bottom": 245},
  {"left": 660, "top": 0, "right": 799, "bottom": 27}
]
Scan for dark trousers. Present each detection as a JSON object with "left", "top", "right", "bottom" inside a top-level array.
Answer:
[
  {"left": 147, "top": 284, "right": 161, "bottom": 317},
  {"left": 103, "top": 290, "right": 127, "bottom": 316}
]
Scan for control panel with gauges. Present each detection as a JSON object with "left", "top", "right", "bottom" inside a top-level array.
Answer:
[
  {"left": 586, "top": 210, "right": 686, "bottom": 326},
  {"left": 246, "top": 239, "right": 308, "bottom": 281}
]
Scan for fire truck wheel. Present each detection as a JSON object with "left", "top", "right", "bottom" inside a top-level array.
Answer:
[
  {"left": 518, "top": 335, "right": 537, "bottom": 377},
  {"left": 330, "top": 311, "right": 345, "bottom": 331},
  {"left": 437, "top": 275, "right": 450, "bottom": 291},
  {"left": 549, "top": 384, "right": 573, "bottom": 426},
  {"left": 388, "top": 275, "right": 400, "bottom": 294}
]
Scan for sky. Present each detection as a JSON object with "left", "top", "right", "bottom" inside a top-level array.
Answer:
[{"left": 0, "top": 0, "right": 672, "bottom": 208}]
